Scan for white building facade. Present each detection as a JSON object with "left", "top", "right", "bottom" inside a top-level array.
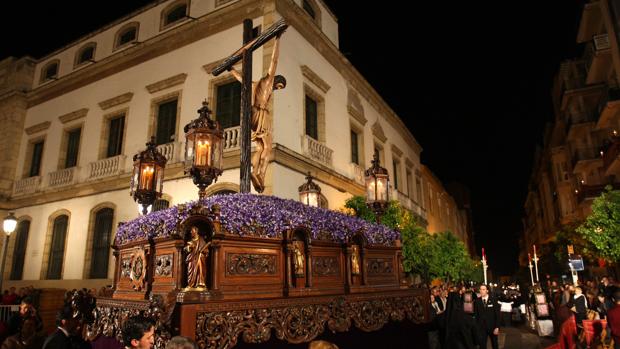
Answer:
[{"left": 0, "top": 0, "right": 426, "bottom": 289}]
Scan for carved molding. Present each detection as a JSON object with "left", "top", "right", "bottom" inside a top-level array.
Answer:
[
  {"left": 195, "top": 292, "right": 425, "bottom": 348},
  {"left": 312, "top": 256, "right": 339, "bottom": 277},
  {"left": 371, "top": 121, "right": 387, "bottom": 143},
  {"left": 59, "top": 108, "right": 88, "bottom": 124},
  {"left": 301, "top": 65, "right": 331, "bottom": 93},
  {"left": 348, "top": 105, "right": 367, "bottom": 126},
  {"left": 25, "top": 121, "right": 51, "bottom": 135},
  {"left": 155, "top": 254, "right": 173, "bottom": 277},
  {"left": 98, "top": 92, "right": 134, "bottom": 110},
  {"left": 405, "top": 158, "right": 414, "bottom": 169},
  {"left": 226, "top": 253, "right": 276, "bottom": 275},
  {"left": 87, "top": 294, "right": 175, "bottom": 349},
  {"left": 391, "top": 144, "right": 403, "bottom": 158},
  {"left": 146, "top": 73, "right": 187, "bottom": 94},
  {"left": 366, "top": 258, "right": 393, "bottom": 276}
]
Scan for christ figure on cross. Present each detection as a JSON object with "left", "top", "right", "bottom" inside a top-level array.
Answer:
[{"left": 228, "top": 33, "right": 286, "bottom": 192}]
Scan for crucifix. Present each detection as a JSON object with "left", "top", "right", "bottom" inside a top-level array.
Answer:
[{"left": 211, "top": 18, "right": 288, "bottom": 193}]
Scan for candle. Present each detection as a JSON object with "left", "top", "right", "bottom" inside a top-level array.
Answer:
[
  {"left": 482, "top": 247, "right": 486, "bottom": 260},
  {"left": 196, "top": 139, "right": 210, "bottom": 166},
  {"left": 533, "top": 244, "right": 537, "bottom": 256},
  {"left": 528, "top": 253, "right": 531, "bottom": 263},
  {"left": 141, "top": 166, "right": 154, "bottom": 190}
]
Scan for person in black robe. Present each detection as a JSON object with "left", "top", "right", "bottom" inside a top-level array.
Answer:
[{"left": 438, "top": 292, "right": 475, "bottom": 349}]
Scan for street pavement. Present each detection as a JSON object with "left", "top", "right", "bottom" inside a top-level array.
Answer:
[{"left": 494, "top": 325, "right": 556, "bottom": 349}]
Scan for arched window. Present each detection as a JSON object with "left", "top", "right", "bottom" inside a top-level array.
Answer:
[
  {"left": 115, "top": 23, "right": 139, "bottom": 49},
  {"left": 75, "top": 43, "right": 96, "bottom": 67},
  {"left": 40, "top": 60, "right": 59, "bottom": 82},
  {"left": 47, "top": 215, "right": 68, "bottom": 279},
  {"left": 10, "top": 220, "right": 30, "bottom": 280},
  {"left": 163, "top": 3, "right": 188, "bottom": 28},
  {"left": 90, "top": 208, "right": 114, "bottom": 278}
]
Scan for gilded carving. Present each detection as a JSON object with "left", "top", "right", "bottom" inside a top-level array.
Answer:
[
  {"left": 226, "top": 253, "right": 276, "bottom": 275},
  {"left": 121, "top": 257, "right": 132, "bottom": 278},
  {"left": 195, "top": 294, "right": 425, "bottom": 348},
  {"left": 292, "top": 241, "right": 305, "bottom": 277},
  {"left": 350, "top": 245, "right": 361, "bottom": 276},
  {"left": 155, "top": 254, "right": 173, "bottom": 277},
  {"left": 312, "top": 256, "right": 338, "bottom": 277}
]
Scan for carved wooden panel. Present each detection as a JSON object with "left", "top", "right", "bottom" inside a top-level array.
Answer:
[
  {"left": 226, "top": 253, "right": 276, "bottom": 275},
  {"left": 366, "top": 258, "right": 394, "bottom": 276},
  {"left": 194, "top": 291, "right": 426, "bottom": 348},
  {"left": 121, "top": 257, "right": 132, "bottom": 278},
  {"left": 312, "top": 256, "right": 339, "bottom": 277}
]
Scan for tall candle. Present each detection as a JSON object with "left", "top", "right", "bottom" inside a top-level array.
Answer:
[
  {"left": 528, "top": 253, "right": 531, "bottom": 263},
  {"left": 482, "top": 247, "right": 486, "bottom": 260},
  {"left": 196, "top": 140, "right": 210, "bottom": 166},
  {"left": 533, "top": 244, "right": 537, "bottom": 256},
  {"left": 141, "top": 166, "right": 154, "bottom": 190}
]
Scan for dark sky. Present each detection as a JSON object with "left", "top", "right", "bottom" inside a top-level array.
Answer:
[{"left": 0, "top": 1, "right": 585, "bottom": 275}]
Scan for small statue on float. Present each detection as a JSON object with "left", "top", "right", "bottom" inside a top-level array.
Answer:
[
  {"left": 185, "top": 226, "right": 210, "bottom": 290},
  {"left": 351, "top": 245, "right": 361, "bottom": 275},
  {"left": 293, "top": 241, "right": 305, "bottom": 277}
]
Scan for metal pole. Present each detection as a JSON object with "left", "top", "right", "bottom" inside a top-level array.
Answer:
[
  {"left": 533, "top": 255, "right": 540, "bottom": 283},
  {"left": 0, "top": 234, "right": 8, "bottom": 292}
]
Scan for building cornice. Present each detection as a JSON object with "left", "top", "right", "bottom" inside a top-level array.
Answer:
[{"left": 275, "top": 0, "right": 422, "bottom": 157}]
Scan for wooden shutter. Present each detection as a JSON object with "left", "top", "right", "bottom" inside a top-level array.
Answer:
[
  {"left": 65, "top": 128, "right": 81, "bottom": 168},
  {"left": 107, "top": 115, "right": 125, "bottom": 157},
  {"left": 10, "top": 221, "right": 30, "bottom": 280},
  {"left": 90, "top": 208, "right": 113, "bottom": 279},
  {"left": 29, "top": 141, "right": 44, "bottom": 177},
  {"left": 47, "top": 215, "right": 68, "bottom": 279},
  {"left": 156, "top": 100, "right": 178, "bottom": 145},
  {"left": 305, "top": 96, "right": 318, "bottom": 140},
  {"left": 216, "top": 82, "right": 241, "bottom": 129}
]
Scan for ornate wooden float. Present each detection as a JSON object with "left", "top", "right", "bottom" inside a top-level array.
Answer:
[{"left": 87, "top": 194, "right": 428, "bottom": 348}]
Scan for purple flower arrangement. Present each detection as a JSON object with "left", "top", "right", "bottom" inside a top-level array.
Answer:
[{"left": 115, "top": 194, "right": 400, "bottom": 246}]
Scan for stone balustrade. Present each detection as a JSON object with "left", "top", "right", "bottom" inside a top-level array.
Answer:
[
  {"left": 48, "top": 167, "right": 77, "bottom": 188},
  {"left": 88, "top": 155, "right": 126, "bottom": 181},
  {"left": 301, "top": 135, "right": 333, "bottom": 167}
]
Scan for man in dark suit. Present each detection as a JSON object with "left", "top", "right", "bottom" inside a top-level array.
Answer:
[
  {"left": 474, "top": 284, "right": 501, "bottom": 349},
  {"left": 43, "top": 304, "right": 82, "bottom": 349}
]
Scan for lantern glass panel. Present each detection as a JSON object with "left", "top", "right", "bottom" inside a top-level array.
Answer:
[
  {"left": 130, "top": 164, "right": 139, "bottom": 194},
  {"left": 307, "top": 192, "right": 319, "bottom": 207},
  {"left": 365, "top": 176, "right": 377, "bottom": 202},
  {"left": 377, "top": 176, "right": 389, "bottom": 201},
  {"left": 211, "top": 133, "right": 223, "bottom": 170},
  {"left": 156, "top": 165, "right": 164, "bottom": 193},
  {"left": 185, "top": 133, "right": 195, "bottom": 166}
]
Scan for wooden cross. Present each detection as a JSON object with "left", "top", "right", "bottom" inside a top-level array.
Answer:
[{"left": 212, "top": 18, "right": 288, "bottom": 193}]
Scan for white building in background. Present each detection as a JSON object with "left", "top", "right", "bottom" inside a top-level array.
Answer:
[{"left": 0, "top": 0, "right": 427, "bottom": 290}]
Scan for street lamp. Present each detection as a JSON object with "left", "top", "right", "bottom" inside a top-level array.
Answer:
[
  {"left": 365, "top": 151, "right": 389, "bottom": 222},
  {"left": 184, "top": 101, "right": 223, "bottom": 199},
  {"left": 130, "top": 137, "right": 167, "bottom": 215},
  {"left": 298, "top": 172, "right": 321, "bottom": 207},
  {"left": 0, "top": 212, "right": 17, "bottom": 292}
]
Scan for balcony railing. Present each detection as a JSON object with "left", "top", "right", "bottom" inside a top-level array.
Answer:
[
  {"left": 301, "top": 135, "right": 333, "bottom": 167},
  {"left": 223, "top": 126, "right": 241, "bottom": 150},
  {"left": 603, "top": 136, "right": 620, "bottom": 171},
  {"left": 156, "top": 142, "right": 182, "bottom": 164},
  {"left": 88, "top": 155, "right": 126, "bottom": 181},
  {"left": 48, "top": 167, "right": 77, "bottom": 188},
  {"left": 13, "top": 176, "right": 41, "bottom": 195},
  {"left": 350, "top": 163, "right": 364, "bottom": 185}
]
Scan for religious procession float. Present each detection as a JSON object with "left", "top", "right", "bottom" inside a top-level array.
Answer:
[{"left": 85, "top": 193, "right": 427, "bottom": 348}]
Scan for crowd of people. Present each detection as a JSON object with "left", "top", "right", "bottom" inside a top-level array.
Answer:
[
  {"left": 0, "top": 287, "right": 341, "bottom": 349},
  {"left": 427, "top": 275, "right": 620, "bottom": 349}
]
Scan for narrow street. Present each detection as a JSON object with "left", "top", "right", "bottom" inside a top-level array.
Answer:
[{"left": 496, "top": 326, "right": 556, "bottom": 349}]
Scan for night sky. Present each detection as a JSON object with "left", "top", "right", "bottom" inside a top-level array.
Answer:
[{"left": 0, "top": 0, "right": 585, "bottom": 275}]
